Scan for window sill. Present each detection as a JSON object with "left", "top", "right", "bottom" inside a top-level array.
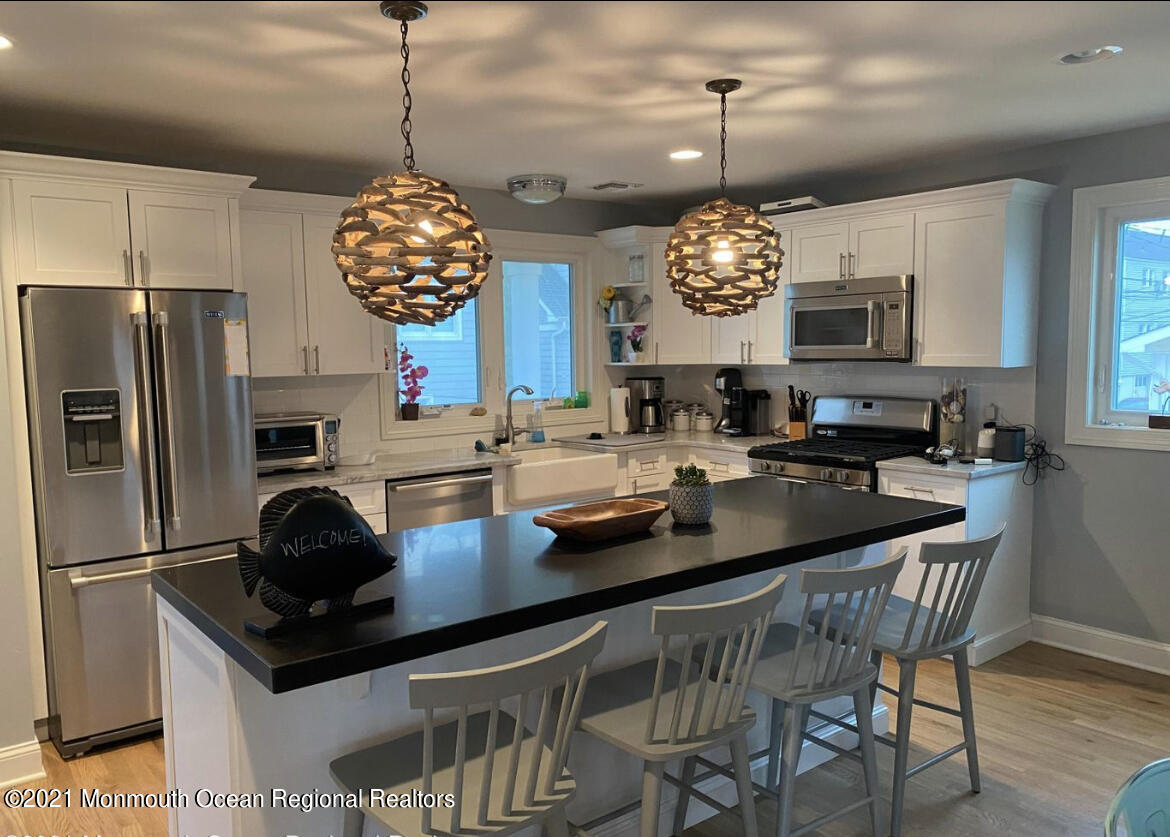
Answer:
[
  {"left": 1065, "top": 423, "right": 1170, "bottom": 452},
  {"left": 380, "top": 406, "right": 606, "bottom": 442}
]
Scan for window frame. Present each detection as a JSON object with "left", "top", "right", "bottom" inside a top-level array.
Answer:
[
  {"left": 1066, "top": 175, "right": 1170, "bottom": 450},
  {"left": 379, "top": 229, "right": 602, "bottom": 439}
]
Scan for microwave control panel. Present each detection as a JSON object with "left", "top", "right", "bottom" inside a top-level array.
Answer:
[{"left": 883, "top": 299, "right": 904, "bottom": 357}]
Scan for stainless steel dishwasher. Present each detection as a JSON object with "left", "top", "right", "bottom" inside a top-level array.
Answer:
[{"left": 385, "top": 469, "right": 494, "bottom": 531}]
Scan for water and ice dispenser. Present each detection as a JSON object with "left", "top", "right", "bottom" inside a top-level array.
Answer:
[{"left": 61, "top": 389, "right": 124, "bottom": 473}]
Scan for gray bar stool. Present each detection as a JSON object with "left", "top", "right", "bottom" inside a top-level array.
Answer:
[
  {"left": 808, "top": 526, "right": 1005, "bottom": 837},
  {"left": 573, "top": 573, "right": 788, "bottom": 837},
  {"left": 329, "top": 621, "right": 608, "bottom": 837}
]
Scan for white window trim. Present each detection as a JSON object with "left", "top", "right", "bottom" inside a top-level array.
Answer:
[
  {"left": 1066, "top": 175, "right": 1170, "bottom": 451},
  {"left": 379, "top": 229, "right": 605, "bottom": 440}
]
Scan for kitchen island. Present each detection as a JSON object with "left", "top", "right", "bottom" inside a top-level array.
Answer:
[{"left": 152, "top": 477, "right": 963, "bottom": 837}]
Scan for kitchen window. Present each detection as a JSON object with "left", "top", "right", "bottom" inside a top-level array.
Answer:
[
  {"left": 1067, "top": 176, "right": 1170, "bottom": 450},
  {"left": 381, "top": 230, "right": 598, "bottom": 436}
]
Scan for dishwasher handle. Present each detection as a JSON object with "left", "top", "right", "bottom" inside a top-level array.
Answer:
[{"left": 387, "top": 474, "right": 493, "bottom": 493}]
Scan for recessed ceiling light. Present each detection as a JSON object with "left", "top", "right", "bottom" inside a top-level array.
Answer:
[
  {"left": 0, "top": 34, "right": 13, "bottom": 50},
  {"left": 1059, "top": 45, "right": 1122, "bottom": 65},
  {"left": 670, "top": 149, "right": 703, "bottom": 160}
]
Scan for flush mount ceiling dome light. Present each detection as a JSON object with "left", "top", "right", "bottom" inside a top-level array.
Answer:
[
  {"left": 507, "top": 174, "right": 567, "bottom": 204},
  {"left": 332, "top": 0, "right": 491, "bottom": 327},
  {"left": 664, "top": 79, "right": 783, "bottom": 318},
  {"left": 1059, "top": 45, "right": 1123, "bottom": 64}
]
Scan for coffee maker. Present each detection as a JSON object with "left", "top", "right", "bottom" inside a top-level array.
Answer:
[
  {"left": 625, "top": 376, "right": 665, "bottom": 434},
  {"left": 713, "top": 368, "right": 744, "bottom": 435}
]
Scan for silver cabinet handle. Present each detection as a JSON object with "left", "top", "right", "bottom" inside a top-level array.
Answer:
[
  {"left": 739, "top": 340, "right": 745, "bottom": 363},
  {"left": 654, "top": 341, "right": 659, "bottom": 363},
  {"left": 153, "top": 311, "right": 181, "bottom": 531},
  {"left": 839, "top": 252, "right": 845, "bottom": 280},
  {"left": 132, "top": 311, "right": 161, "bottom": 540},
  {"left": 313, "top": 345, "right": 321, "bottom": 374},
  {"left": 302, "top": 345, "right": 309, "bottom": 375},
  {"left": 387, "top": 474, "right": 493, "bottom": 493},
  {"left": 122, "top": 250, "right": 133, "bottom": 286},
  {"left": 848, "top": 252, "right": 855, "bottom": 280},
  {"left": 748, "top": 340, "right": 753, "bottom": 363},
  {"left": 138, "top": 249, "right": 149, "bottom": 285},
  {"left": 901, "top": 485, "right": 936, "bottom": 496}
]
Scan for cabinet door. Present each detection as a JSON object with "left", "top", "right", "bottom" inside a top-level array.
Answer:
[
  {"left": 914, "top": 201, "right": 1007, "bottom": 366},
  {"left": 649, "top": 245, "right": 710, "bottom": 363},
  {"left": 11, "top": 180, "right": 132, "bottom": 287},
  {"left": 790, "top": 222, "right": 848, "bottom": 283},
  {"left": 750, "top": 228, "right": 792, "bottom": 364},
  {"left": 878, "top": 472, "right": 968, "bottom": 601},
  {"left": 239, "top": 210, "right": 311, "bottom": 377},
  {"left": 849, "top": 213, "right": 914, "bottom": 279},
  {"left": 128, "top": 191, "right": 234, "bottom": 289},
  {"left": 710, "top": 311, "right": 753, "bottom": 364},
  {"left": 302, "top": 213, "right": 387, "bottom": 375}
]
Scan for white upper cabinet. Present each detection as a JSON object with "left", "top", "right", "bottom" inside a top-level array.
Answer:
[
  {"left": 710, "top": 227, "right": 791, "bottom": 364},
  {"left": 848, "top": 213, "right": 914, "bottom": 278},
  {"left": 302, "top": 213, "right": 386, "bottom": 376},
  {"left": 239, "top": 192, "right": 387, "bottom": 378},
  {"left": 789, "top": 222, "right": 849, "bottom": 283},
  {"left": 128, "top": 191, "right": 234, "bottom": 289},
  {"left": 11, "top": 180, "right": 133, "bottom": 287},
  {"left": 650, "top": 238, "right": 710, "bottom": 364},
  {"left": 2, "top": 152, "right": 252, "bottom": 290},
  {"left": 239, "top": 209, "right": 310, "bottom": 377}
]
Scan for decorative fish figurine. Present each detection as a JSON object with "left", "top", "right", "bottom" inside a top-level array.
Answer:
[{"left": 237, "top": 486, "right": 397, "bottom": 618}]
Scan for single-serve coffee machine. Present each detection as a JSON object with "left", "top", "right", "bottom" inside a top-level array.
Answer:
[
  {"left": 714, "top": 368, "right": 744, "bottom": 435},
  {"left": 625, "top": 376, "right": 665, "bottom": 434}
]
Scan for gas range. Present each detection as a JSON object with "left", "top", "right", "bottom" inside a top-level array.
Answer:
[{"left": 748, "top": 396, "right": 938, "bottom": 491}]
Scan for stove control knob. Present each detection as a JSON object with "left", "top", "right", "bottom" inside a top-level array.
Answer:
[
  {"left": 836, "top": 469, "right": 851, "bottom": 483},
  {"left": 774, "top": 462, "right": 784, "bottom": 473},
  {"left": 820, "top": 468, "right": 833, "bottom": 481}
]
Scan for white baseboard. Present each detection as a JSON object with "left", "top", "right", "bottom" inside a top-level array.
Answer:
[
  {"left": 587, "top": 704, "right": 890, "bottom": 837},
  {"left": 969, "top": 618, "right": 1033, "bottom": 666},
  {"left": 1031, "top": 614, "right": 1170, "bottom": 677},
  {"left": 0, "top": 739, "right": 44, "bottom": 789}
]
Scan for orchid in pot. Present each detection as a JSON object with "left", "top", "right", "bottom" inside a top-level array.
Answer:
[
  {"left": 625, "top": 324, "right": 647, "bottom": 363},
  {"left": 397, "top": 344, "right": 428, "bottom": 421}
]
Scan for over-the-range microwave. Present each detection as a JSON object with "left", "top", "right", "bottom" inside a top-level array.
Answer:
[{"left": 784, "top": 275, "right": 913, "bottom": 362}]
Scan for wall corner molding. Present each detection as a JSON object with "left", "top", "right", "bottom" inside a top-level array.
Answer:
[
  {"left": 0, "top": 739, "right": 45, "bottom": 790},
  {"left": 1031, "top": 614, "right": 1170, "bottom": 676}
]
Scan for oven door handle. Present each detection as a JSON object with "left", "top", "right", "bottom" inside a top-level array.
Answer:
[{"left": 866, "top": 300, "right": 882, "bottom": 349}]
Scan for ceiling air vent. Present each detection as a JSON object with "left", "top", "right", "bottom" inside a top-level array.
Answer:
[{"left": 591, "top": 181, "right": 644, "bottom": 192}]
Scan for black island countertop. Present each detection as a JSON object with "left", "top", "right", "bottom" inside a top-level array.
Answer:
[{"left": 152, "top": 477, "right": 964, "bottom": 693}]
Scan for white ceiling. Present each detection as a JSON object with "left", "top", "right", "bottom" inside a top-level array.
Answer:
[{"left": 2, "top": 1, "right": 1170, "bottom": 200}]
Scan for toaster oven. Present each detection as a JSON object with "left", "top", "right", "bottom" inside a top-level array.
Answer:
[{"left": 254, "top": 412, "right": 339, "bottom": 473}]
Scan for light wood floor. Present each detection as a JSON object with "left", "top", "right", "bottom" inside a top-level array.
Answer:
[{"left": 3, "top": 643, "right": 1167, "bottom": 836}]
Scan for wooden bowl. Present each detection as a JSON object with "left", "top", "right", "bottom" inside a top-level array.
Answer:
[{"left": 533, "top": 498, "right": 669, "bottom": 542}]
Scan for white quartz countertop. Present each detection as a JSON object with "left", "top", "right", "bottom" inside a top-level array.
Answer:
[
  {"left": 552, "top": 431, "right": 774, "bottom": 454},
  {"left": 877, "top": 456, "right": 1026, "bottom": 480},
  {"left": 257, "top": 450, "right": 518, "bottom": 493}
]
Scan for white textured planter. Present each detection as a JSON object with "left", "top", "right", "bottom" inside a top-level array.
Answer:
[{"left": 669, "top": 483, "right": 714, "bottom": 526}]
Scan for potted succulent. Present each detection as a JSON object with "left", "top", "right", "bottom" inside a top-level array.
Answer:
[
  {"left": 669, "top": 463, "right": 713, "bottom": 526},
  {"left": 397, "top": 343, "right": 428, "bottom": 421}
]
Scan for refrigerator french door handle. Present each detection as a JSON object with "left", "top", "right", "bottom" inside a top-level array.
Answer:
[
  {"left": 152, "top": 310, "right": 181, "bottom": 532},
  {"left": 131, "top": 311, "right": 161, "bottom": 539}
]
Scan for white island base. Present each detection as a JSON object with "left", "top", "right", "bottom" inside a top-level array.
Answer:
[{"left": 157, "top": 546, "right": 889, "bottom": 837}]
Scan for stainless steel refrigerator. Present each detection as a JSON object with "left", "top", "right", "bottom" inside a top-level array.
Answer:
[{"left": 21, "top": 286, "right": 257, "bottom": 757}]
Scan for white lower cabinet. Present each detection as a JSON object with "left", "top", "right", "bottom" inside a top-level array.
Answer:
[
  {"left": 258, "top": 479, "right": 387, "bottom": 535},
  {"left": 878, "top": 464, "right": 1031, "bottom": 664},
  {"left": 621, "top": 446, "right": 678, "bottom": 495},
  {"left": 689, "top": 449, "right": 750, "bottom": 483}
]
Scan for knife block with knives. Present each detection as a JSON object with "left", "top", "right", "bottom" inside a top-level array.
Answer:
[{"left": 787, "top": 385, "right": 811, "bottom": 440}]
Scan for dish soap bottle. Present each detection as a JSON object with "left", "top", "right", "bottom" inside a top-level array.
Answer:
[{"left": 530, "top": 400, "right": 546, "bottom": 443}]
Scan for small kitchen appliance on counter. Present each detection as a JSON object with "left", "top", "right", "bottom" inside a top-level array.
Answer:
[
  {"left": 745, "top": 389, "right": 772, "bottom": 436},
  {"left": 625, "top": 376, "right": 665, "bottom": 434},
  {"left": 713, "top": 367, "right": 744, "bottom": 434},
  {"left": 255, "top": 412, "right": 340, "bottom": 473},
  {"left": 748, "top": 395, "right": 938, "bottom": 491},
  {"left": 993, "top": 425, "right": 1026, "bottom": 461}
]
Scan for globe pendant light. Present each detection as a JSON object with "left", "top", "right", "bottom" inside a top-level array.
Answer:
[
  {"left": 664, "top": 79, "right": 783, "bottom": 317},
  {"left": 333, "top": 1, "right": 492, "bottom": 326}
]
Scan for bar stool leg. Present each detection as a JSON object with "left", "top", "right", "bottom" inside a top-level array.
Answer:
[
  {"left": 868, "top": 649, "right": 883, "bottom": 708},
  {"left": 545, "top": 809, "right": 571, "bottom": 837},
  {"left": 341, "top": 806, "right": 364, "bottom": 837},
  {"left": 853, "top": 686, "right": 883, "bottom": 837},
  {"left": 672, "top": 756, "right": 697, "bottom": 834},
  {"left": 730, "top": 735, "right": 760, "bottom": 837},
  {"left": 953, "top": 646, "right": 981, "bottom": 793},
  {"left": 766, "top": 697, "right": 786, "bottom": 790},
  {"left": 641, "top": 760, "right": 665, "bottom": 837},
  {"left": 890, "top": 659, "right": 918, "bottom": 837},
  {"left": 774, "top": 703, "right": 809, "bottom": 837}
]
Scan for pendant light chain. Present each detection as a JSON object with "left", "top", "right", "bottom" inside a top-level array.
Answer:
[
  {"left": 399, "top": 19, "right": 416, "bottom": 172},
  {"left": 718, "top": 91, "right": 728, "bottom": 196}
]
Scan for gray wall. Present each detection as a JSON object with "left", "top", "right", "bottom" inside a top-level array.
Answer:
[{"left": 699, "top": 121, "right": 1170, "bottom": 643}]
